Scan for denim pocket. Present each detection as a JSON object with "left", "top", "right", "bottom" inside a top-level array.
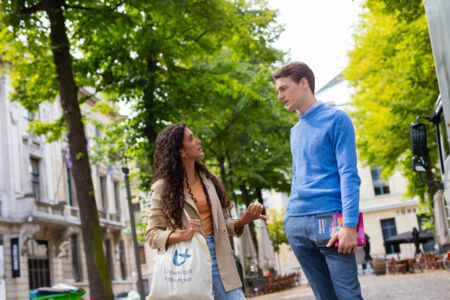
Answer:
[{"left": 314, "top": 215, "right": 339, "bottom": 248}]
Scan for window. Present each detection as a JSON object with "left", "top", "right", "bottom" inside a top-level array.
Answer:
[
  {"left": 99, "top": 176, "right": 107, "bottom": 209},
  {"left": 380, "top": 218, "right": 400, "bottom": 254},
  {"left": 371, "top": 167, "right": 390, "bottom": 196},
  {"left": 105, "top": 239, "right": 114, "bottom": 280},
  {"left": 114, "top": 182, "right": 121, "bottom": 213},
  {"left": 26, "top": 111, "right": 39, "bottom": 122},
  {"left": 417, "top": 214, "right": 435, "bottom": 252},
  {"left": 119, "top": 241, "right": 127, "bottom": 280},
  {"left": 132, "top": 202, "right": 141, "bottom": 213},
  {"left": 138, "top": 245, "right": 146, "bottom": 264},
  {"left": 28, "top": 240, "right": 50, "bottom": 289},
  {"left": 67, "top": 165, "right": 73, "bottom": 206},
  {"left": 94, "top": 126, "right": 101, "bottom": 145},
  {"left": 71, "top": 235, "right": 82, "bottom": 282},
  {"left": 30, "top": 158, "right": 41, "bottom": 202},
  {"left": 95, "top": 126, "right": 100, "bottom": 137},
  {"left": 439, "top": 112, "right": 450, "bottom": 161},
  {"left": 143, "top": 279, "right": 150, "bottom": 296}
]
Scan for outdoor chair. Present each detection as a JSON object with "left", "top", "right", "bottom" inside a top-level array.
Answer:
[
  {"left": 424, "top": 252, "right": 439, "bottom": 269},
  {"left": 406, "top": 258, "right": 421, "bottom": 273},
  {"left": 258, "top": 281, "right": 271, "bottom": 295},
  {"left": 272, "top": 275, "right": 283, "bottom": 292},
  {"left": 288, "top": 273, "right": 296, "bottom": 288},
  {"left": 396, "top": 260, "right": 407, "bottom": 274},
  {"left": 281, "top": 274, "right": 290, "bottom": 290},
  {"left": 413, "top": 255, "right": 425, "bottom": 272},
  {"left": 388, "top": 258, "right": 398, "bottom": 274}
]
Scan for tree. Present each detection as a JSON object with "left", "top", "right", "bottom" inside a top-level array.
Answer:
[
  {"left": 0, "top": 1, "right": 117, "bottom": 298},
  {"left": 266, "top": 208, "right": 288, "bottom": 254},
  {"left": 1, "top": 2, "right": 287, "bottom": 296},
  {"left": 344, "top": 0, "right": 439, "bottom": 208},
  {"left": 72, "top": 0, "right": 283, "bottom": 191}
]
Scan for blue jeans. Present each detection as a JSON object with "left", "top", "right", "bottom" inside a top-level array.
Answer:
[
  {"left": 284, "top": 215, "right": 363, "bottom": 300},
  {"left": 205, "top": 236, "right": 245, "bottom": 300}
]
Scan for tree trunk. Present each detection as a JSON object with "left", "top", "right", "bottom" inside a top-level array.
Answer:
[
  {"left": 226, "top": 151, "right": 237, "bottom": 201},
  {"left": 44, "top": 1, "right": 113, "bottom": 299},
  {"left": 217, "top": 154, "right": 228, "bottom": 191},
  {"left": 256, "top": 188, "right": 266, "bottom": 216},
  {"left": 142, "top": 56, "right": 158, "bottom": 160}
]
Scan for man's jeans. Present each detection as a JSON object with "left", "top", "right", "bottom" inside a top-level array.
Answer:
[{"left": 284, "top": 215, "right": 363, "bottom": 300}]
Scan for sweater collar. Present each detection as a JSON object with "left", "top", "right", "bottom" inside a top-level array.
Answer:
[{"left": 299, "top": 101, "right": 323, "bottom": 120}]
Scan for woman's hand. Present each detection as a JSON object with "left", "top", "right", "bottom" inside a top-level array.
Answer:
[
  {"left": 182, "top": 219, "right": 202, "bottom": 240},
  {"left": 166, "top": 219, "right": 201, "bottom": 246},
  {"left": 235, "top": 203, "right": 268, "bottom": 228}
]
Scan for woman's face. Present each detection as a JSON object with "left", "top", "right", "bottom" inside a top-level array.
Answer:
[{"left": 180, "top": 128, "right": 204, "bottom": 160}]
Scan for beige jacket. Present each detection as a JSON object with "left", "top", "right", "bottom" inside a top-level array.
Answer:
[{"left": 145, "top": 173, "right": 244, "bottom": 292}]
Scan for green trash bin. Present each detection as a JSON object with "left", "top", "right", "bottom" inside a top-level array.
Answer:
[{"left": 29, "top": 289, "right": 85, "bottom": 300}]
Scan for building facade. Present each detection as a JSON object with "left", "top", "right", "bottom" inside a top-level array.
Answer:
[{"left": 0, "top": 60, "right": 148, "bottom": 299}]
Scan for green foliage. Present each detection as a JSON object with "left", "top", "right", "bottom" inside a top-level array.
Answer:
[
  {"left": 68, "top": 0, "right": 284, "bottom": 193},
  {"left": 0, "top": 7, "right": 58, "bottom": 111},
  {"left": 28, "top": 117, "right": 65, "bottom": 142},
  {"left": 266, "top": 208, "right": 287, "bottom": 253},
  {"left": 1, "top": 0, "right": 290, "bottom": 244},
  {"left": 345, "top": 0, "right": 439, "bottom": 205},
  {"left": 183, "top": 52, "right": 292, "bottom": 203}
]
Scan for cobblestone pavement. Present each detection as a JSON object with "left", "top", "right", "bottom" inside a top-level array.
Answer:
[{"left": 249, "top": 270, "right": 450, "bottom": 300}]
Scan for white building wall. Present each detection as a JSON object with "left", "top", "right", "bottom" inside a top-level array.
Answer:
[{"left": 0, "top": 61, "right": 140, "bottom": 298}]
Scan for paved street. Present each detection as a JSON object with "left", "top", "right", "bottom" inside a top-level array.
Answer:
[{"left": 249, "top": 270, "right": 450, "bottom": 300}]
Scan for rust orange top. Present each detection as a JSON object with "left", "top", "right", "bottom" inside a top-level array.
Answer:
[{"left": 187, "top": 179, "right": 214, "bottom": 236}]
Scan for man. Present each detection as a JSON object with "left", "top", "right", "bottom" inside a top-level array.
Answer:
[{"left": 273, "top": 62, "right": 363, "bottom": 299}]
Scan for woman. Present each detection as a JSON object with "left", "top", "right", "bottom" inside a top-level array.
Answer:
[{"left": 146, "top": 123, "right": 267, "bottom": 300}]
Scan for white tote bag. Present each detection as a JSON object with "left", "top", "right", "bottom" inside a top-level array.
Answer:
[{"left": 147, "top": 210, "right": 213, "bottom": 300}]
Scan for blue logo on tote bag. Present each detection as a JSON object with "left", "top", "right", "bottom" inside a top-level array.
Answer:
[{"left": 173, "top": 248, "right": 192, "bottom": 266}]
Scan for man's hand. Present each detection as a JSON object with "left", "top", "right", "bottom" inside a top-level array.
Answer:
[{"left": 326, "top": 226, "right": 357, "bottom": 254}]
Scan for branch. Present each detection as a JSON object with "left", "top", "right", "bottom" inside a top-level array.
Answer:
[
  {"left": 165, "top": 28, "right": 207, "bottom": 43},
  {"left": 19, "top": 1, "right": 44, "bottom": 15},
  {"left": 193, "top": 30, "right": 207, "bottom": 42},
  {"left": 78, "top": 88, "right": 104, "bottom": 105},
  {"left": 63, "top": 1, "right": 124, "bottom": 12}
]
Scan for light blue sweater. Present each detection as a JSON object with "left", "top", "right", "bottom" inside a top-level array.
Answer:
[{"left": 287, "top": 102, "right": 361, "bottom": 227}]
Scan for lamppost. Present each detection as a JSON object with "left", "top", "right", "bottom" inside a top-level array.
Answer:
[{"left": 110, "top": 154, "right": 145, "bottom": 300}]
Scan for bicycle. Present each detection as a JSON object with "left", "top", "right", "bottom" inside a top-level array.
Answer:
[{"left": 443, "top": 251, "right": 450, "bottom": 270}]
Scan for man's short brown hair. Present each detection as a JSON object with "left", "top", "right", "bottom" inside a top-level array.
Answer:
[{"left": 272, "top": 62, "right": 315, "bottom": 94}]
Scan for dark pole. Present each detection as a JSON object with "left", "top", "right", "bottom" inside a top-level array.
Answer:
[{"left": 122, "top": 164, "right": 145, "bottom": 299}]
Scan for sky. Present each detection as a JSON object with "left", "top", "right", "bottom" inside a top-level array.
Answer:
[{"left": 268, "top": 0, "right": 364, "bottom": 90}]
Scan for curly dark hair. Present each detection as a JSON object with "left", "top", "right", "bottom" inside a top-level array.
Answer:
[{"left": 152, "top": 123, "right": 231, "bottom": 229}]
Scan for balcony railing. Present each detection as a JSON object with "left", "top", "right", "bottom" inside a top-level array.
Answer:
[{"left": 18, "top": 197, "right": 125, "bottom": 228}]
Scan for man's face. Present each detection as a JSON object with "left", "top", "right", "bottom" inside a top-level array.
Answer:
[{"left": 275, "top": 76, "right": 306, "bottom": 112}]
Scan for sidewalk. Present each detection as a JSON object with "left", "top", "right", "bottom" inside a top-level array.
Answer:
[
  {"left": 249, "top": 270, "right": 449, "bottom": 300},
  {"left": 248, "top": 285, "right": 314, "bottom": 300}
]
